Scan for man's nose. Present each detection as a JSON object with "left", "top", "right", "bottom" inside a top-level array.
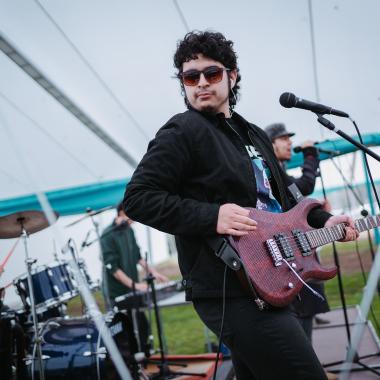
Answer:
[{"left": 197, "top": 73, "right": 209, "bottom": 86}]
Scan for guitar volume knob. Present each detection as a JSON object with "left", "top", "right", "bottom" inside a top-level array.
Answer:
[{"left": 288, "top": 282, "right": 294, "bottom": 289}]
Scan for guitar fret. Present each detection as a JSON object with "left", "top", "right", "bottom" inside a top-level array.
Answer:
[
  {"left": 308, "top": 231, "right": 317, "bottom": 248},
  {"left": 359, "top": 219, "right": 366, "bottom": 233},
  {"left": 356, "top": 220, "right": 362, "bottom": 233},
  {"left": 322, "top": 228, "right": 329, "bottom": 243},
  {"left": 307, "top": 231, "right": 314, "bottom": 247},
  {"left": 316, "top": 230, "right": 323, "bottom": 246},
  {"left": 306, "top": 212, "right": 380, "bottom": 249},
  {"left": 327, "top": 228, "right": 334, "bottom": 242},
  {"left": 333, "top": 226, "right": 339, "bottom": 240}
]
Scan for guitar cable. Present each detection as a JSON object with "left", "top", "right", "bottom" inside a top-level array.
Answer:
[{"left": 212, "top": 264, "right": 228, "bottom": 380}]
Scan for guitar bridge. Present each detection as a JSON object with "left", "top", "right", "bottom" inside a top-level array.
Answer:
[{"left": 265, "top": 239, "right": 283, "bottom": 267}]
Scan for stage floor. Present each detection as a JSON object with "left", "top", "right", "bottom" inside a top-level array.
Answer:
[{"left": 313, "top": 306, "right": 380, "bottom": 379}]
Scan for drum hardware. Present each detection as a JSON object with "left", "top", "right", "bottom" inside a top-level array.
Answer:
[
  {"left": 26, "top": 313, "right": 139, "bottom": 380},
  {"left": 60, "top": 239, "right": 133, "bottom": 380},
  {"left": 72, "top": 207, "right": 113, "bottom": 311},
  {"left": 0, "top": 210, "right": 59, "bottom": 380},
  {"left": 145, "top": 273, "right": 206, "bottom": 379},
  {"left": 64, "top": 205, "right": 114, "bottom": 228}
]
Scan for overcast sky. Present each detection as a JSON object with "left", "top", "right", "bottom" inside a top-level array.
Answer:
[{"left": 1, "top": 0, "right": 380, "bottom": 198}]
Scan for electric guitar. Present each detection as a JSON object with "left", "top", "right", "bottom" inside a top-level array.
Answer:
[{"left": 229, "top": 198, "right": 378, "bottom": 307}]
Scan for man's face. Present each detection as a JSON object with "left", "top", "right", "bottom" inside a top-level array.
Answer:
[
  {"left": 273, "top": 135, "right": 292, "bottom": 161},
  {"left": 181, "top": 54, "right": 237, "bottom": 117}
]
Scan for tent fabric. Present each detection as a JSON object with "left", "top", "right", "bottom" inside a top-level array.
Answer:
[
  {"left": 0, "top": 178, "right": 127, "bottom": 216},
  {"left": 1, "top": 133, "right": 379, "bottom": 217},
  {"left": 287, "top": 132, "right": 380, "bottom": 169}
]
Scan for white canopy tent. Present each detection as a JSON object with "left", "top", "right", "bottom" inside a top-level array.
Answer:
[{"left": 1, "top": 0, "right": 380, "bottom": 308}]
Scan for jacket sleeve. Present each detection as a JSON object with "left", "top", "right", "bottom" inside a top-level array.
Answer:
[
  {"left": 124, "top": 123, "right": 220, "bottom": 236},
  {"left": 292, "top": 147, "right": 319, "bottom": 196},
  {"left": 100, "top": 234, "right": 120, "bottom": 275}
]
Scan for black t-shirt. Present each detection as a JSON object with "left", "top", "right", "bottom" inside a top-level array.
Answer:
[{"left": 225, "top": 118, "right": 282, "bottom": 212}]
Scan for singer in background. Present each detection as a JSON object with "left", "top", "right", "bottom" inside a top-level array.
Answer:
[
  {"left": 264, "top": 124, "right": 333, "bottom": 349},
  {"left": 264, "top": 123, "right": 319, "bottom": 196},
  {"left": 100, "top": 202, "right": 168, "bottom": 353}
]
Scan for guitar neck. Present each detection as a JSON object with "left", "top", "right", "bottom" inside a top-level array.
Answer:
[{"left": 306, "top": 214, "right": 380, "bottom": 249}]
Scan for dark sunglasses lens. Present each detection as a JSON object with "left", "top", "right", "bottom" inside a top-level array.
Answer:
[
  {"left": 204, "top": 67, "right": 224, "bottom": 84},
  {"left": 182, "top": 71, "right": 201, "bottom": 86}
]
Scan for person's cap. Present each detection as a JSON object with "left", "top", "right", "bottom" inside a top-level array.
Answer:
[{"left": 264, "top": 123, "right": 295, "bottom": 141}]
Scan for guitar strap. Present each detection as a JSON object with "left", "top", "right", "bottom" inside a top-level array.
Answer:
[
  {"left": 287, "top": 183, "right": 304, "bottom": 204},
  {"left": 206, "top": 235, "right": 242, "bottom": 271},
  {"left": 206, "top": 236, "right": 268, "bottom": 310}
]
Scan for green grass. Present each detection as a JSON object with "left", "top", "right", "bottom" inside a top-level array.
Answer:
[
  {"left": 324, "top": 272, "right": 380, "bottom": 334},
  {"left": 319, "top": 238, "right": 375, "bottom": 256},
  {"left": 67, "top": 248, "right": 380, "bottom": 354},
  {"left": 150, "top": 305, "right": 217, "bottom": 354}
]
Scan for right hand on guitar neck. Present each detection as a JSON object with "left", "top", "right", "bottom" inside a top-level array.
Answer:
[{"left": 217, "top": 203, "right": 257, "bottom": 236}]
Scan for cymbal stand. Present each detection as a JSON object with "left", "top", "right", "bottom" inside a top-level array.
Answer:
[
  {"left": 21, "top": 224, "right": 45, "bottom": 380},
  {"left": 86, "top": 209, "right": 112, "bottom": 311}
]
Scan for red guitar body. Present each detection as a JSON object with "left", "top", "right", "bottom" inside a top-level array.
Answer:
[{"left": 229, "top": 198, "right": 337, "bottom": 307}]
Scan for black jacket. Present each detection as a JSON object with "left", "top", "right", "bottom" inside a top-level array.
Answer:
[{"left": 124, "top": 110, "right": 331, "bottom": 300}]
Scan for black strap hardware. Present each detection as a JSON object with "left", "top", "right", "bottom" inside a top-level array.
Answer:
[{"left": 208, "top": 237, "right": 242, "bottom": 271}]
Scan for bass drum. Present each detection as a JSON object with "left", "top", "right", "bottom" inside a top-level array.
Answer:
[{"left": 27, "top": 312, "right": 139, "bottom": 380}]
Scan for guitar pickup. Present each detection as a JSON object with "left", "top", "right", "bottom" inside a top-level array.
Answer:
[
  {"left": 265, "top": 238, "right": 283, "bottom": 267},
  {"left": 292, "top": 229, "right": 312, "bottom": 256},
  {"left": 274, "top": 233, "right": 295, "bottom": 261}
]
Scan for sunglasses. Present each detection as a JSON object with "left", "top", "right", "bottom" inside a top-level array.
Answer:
[{"left": 179, "top": 66, "right": 230, "bottom": 86}]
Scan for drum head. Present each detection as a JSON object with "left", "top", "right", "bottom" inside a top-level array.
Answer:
[{"left": 28, "top": 313, "right": 139, "bottom": 380}]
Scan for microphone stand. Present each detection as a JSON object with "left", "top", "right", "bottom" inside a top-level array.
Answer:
[
  {"left": 314, "top": 118, "right": 380, "bottom": 376},
  {"left": 316, "top": 114, "right": 380, "bottom": 162}
]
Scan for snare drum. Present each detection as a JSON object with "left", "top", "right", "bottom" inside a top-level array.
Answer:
[
  {"left": 27, "top": 312, "right": 138, "bottom": 380},
  {"left": 14, "top": 266, "right": 58, "bottom": 311},
  {"left": 46, "top": 262, "right": 75, "bottom": 301}
]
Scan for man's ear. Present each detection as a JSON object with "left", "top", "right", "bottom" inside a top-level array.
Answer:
[{"left": 229, "top": 69, "right": 237, "bottom": 89}]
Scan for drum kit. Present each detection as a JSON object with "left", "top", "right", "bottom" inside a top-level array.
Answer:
[{"left": 0, "top": 209, "right": 143, "bottom": 380}]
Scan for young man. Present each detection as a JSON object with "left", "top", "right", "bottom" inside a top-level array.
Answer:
[
  {"left": 265, "top": 122, "right": 319, "bottom": 196},
  {"left": 100, "top": 202, "right": 168, "bottom": 353},
  {"left": 123, "top": 31, "right": 357, "bottom": 380}
]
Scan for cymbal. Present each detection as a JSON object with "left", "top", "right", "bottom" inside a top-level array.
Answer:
[
  {"left": 0, "top": 210, "right": 58, "bottom": 239},
  {"left": 65, "top": 205, "right": 114, "bottom": 228}
]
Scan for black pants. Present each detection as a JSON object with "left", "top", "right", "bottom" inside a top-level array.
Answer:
[{"left": 193, "top": 297, "right": 327, "bottom": 380}]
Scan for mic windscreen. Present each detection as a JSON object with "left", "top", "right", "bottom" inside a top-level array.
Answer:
[
  {"left": 293, "top": 146, "right": 302, "bottom": 153},
  {"left": 279, "top": 92, "right": 296, "bottom": 108}
]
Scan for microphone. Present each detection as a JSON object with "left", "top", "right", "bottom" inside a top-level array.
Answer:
[
  {"left": 293, "top": 145, "right": 340, "bottom": 156},
  {"left": 279, "top": 92, "right": 349, "bottom": 118}
]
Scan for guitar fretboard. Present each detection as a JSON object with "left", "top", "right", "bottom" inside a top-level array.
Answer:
[{"left": 306, "top": 214, "right": 380, "bottom": 249}]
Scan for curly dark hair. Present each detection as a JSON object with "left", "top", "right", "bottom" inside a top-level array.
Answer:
[{"left": 173, "top": 30, "right": 241, "bottom": 110}]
